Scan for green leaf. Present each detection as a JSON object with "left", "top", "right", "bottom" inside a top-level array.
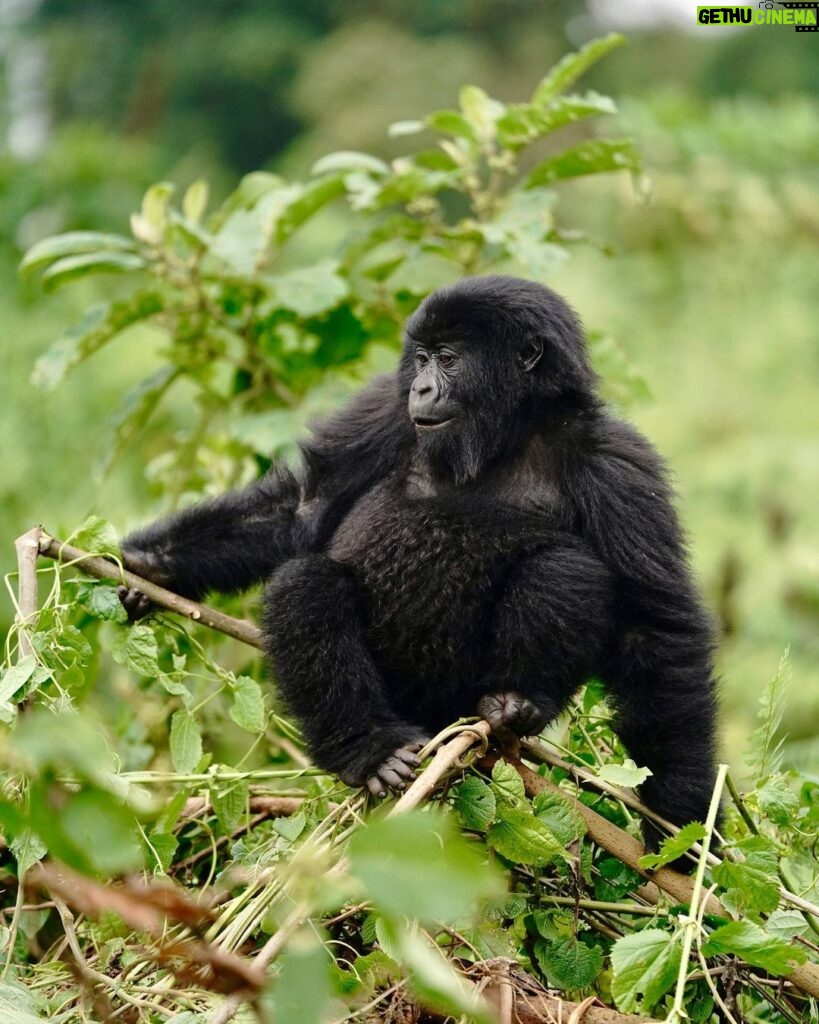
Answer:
[
  {"left": 387, "top": 251, "right": 461, "bottom": 295},
  {"left": 229, "top": 676, "right": 266, "bottom": 733},
  {"left": 702, "top": 920, "right": 805, "bottom": 974},
  {"left": 745, "top": 652, "right": 790, "bottom": 779},
  {"left": 498, "top": 92, "right": 617, "bottom": 147},
  {"left": 20, "top": 231, "right": 138, "bottom": 278},
  {"left": 97, "top": 365, "right": 178, "bottom": 477},
  {"left": 10, "top": 830, "right": 47, "bottom": 876},
  {"left": 525, "top": 139, "right": 640, "bottom": 189},
  {"left": 32, "top": 293, "right": 163, "bottom": 390},
  {"left": 169, "top": 710, "right": 203, "bottom": 774},
  {"left": 182, "top": 179, "right": 209, "bottom": 223},
  {"left": 425, "top": 109, "right": 477, "bottom": 141},
  {"left": 131, "top": 181, "right": 175, "bottom": 243},
  {"left": 610, "top": 929, "right": 682, "bottom": 1014},
  {"left": 454, "top": 776, "right": 496, "bottom": 831},
  {"left": 275, "top": 174, "right": 347, "bottom": 245},
  {"left": 589, "top": 331, "right": 652, "bottom": 409},
  {"left": 534, "top": 937, "right": 603, "bottom": 991},
  {"left": 0, "top": 656, "right": 37, "bottom": 706},
  {"left": 273, "top": 811, "right": 307, "bottom": 844},
  {"left": 712, "top": 835, "right": 781, "bottom": 919},
  {"left": 765, "top": 909, "right": 809, "bottom": 941},
  {"left": 388, "top": 120, "right": 425, "bottom": 137},
  {"left": 210, "top": 777, "right": 248, "bottom": 835},
  {"left": 272, "top": 932, "right": 333, "bottom": 1024},
  {"left": 533, "top": 33, "right": 626, "bottom": 105},
  {"left": 533, "top": 789, "right": 586, "bottom": 845},
  {"left": 597, "top": 758, "right": 653, "bottom": 788},
  {"left": 349, "top": 810, "right": 502, "bottom": 922},
  {"left": 40, "top": 251, "right": 145, "bottom": 291},
  {"left": 311, "top": 151, "right": 389, "bottom": 176},
  {"left": 76, "top": 584, "right": 128, "bottom": 623},
  {"left": 459, "top": 85, "right": 505, "bottom": 142},
  {"left": 753, "top": 774, "right": 799, "bottom": 825},
  {"left": 70, "top": 514, "right": 121, "bottom": 557},
  {"left": 58, "top": 788, "right": 143, "bottom": 873},
  {"left": 486, "top": 805, "right": 569, "bottom": 866},
  {"left": 638, "top": 822, "right": 706, "bottom": 871},
  {"left": 108, "top": 623, "right": 159, "bottom": 677},
  {"left": 146, "top": 831, "right": 178, "bottom": 873},
  {"left": 490, "top": 759, "right": 526, "bottom": 804},
  {"left": 264, "top": 260, "right": 348, "bottom": 318}
]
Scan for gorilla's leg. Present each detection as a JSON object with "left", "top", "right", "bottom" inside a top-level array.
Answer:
[
  {"left": 481, "top": 543, "right": 614, "bottom": 740},
  {"left": 262, "top": 555, "right": 428, "bottom": 796}
]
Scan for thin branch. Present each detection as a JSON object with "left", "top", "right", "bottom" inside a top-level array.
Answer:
[
  {"left": 14, "top": 527, "right": 42, "bottom": 659},
  {"left": 37, "top": 533, "right": 262, "bottom": 649}
]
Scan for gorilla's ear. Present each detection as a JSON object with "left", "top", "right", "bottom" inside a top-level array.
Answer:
[{"left": 517, "top": 337, "right": 544, "bottom": 372}]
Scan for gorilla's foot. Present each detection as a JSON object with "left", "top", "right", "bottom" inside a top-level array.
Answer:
[{"left": 478, "top": 691, "right": 550, "bottom": 739}]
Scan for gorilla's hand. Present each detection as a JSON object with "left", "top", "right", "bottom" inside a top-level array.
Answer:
[
  {"left": 117, "top": 585, "right": 153, "bottom": 621},
  {"left": 479, "top": 691, "right": 550, "bottom": 739},
  {"left": 339, "top": 736, "right": 429, "bottom": 798},
  {"left": 117, "top": 547, "right": 174, "bottom": 621}
]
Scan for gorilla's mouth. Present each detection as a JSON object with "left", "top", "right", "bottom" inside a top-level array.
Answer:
[{"left": 413, "top": 416, "right": 453, "bottom": 431}]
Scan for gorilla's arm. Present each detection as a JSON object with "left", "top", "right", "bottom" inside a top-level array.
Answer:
[
  {"left": 120, "top": 374, "right": 412, "bottom": 603},
  {"left": 571, "top": 417, "right": 718, "bottom": 844}
]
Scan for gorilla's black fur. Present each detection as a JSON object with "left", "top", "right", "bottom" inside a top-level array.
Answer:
[{"left": 120, "top": 276, "right": 718, "bottom": 844}]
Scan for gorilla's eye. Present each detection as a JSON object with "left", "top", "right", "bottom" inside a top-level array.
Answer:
[
  {"left": 438, "top": 353, "right": 455, "bottom": 368},
  {"left": 416, "top": 351, "right": 429, "bottom": 368}
]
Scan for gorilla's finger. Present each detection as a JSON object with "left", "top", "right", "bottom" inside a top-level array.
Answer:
[
  {"left": 366, "top": 777, "right": 387, "bottom": 799},
  {"left": 377, "top": 767, "right": 407, "bottom": 791},
  {"left": 383, "top": 756, "right": 416, "bottom": 780},
  {"left": 394, "top": 748, "right": 421, "bottom": 767}
]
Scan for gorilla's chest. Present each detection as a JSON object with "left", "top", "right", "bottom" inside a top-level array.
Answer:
[{"left": 327, "top": 481, "right": 553, "bottom": 684}]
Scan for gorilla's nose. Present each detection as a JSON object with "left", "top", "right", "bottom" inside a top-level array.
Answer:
[{"left": 409, "top": 376, "right": 443, "bottom": 423}]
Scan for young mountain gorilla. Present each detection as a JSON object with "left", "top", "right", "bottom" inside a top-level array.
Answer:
[{"left": 119, "top": 276, "right": 718, "bottom": 847}]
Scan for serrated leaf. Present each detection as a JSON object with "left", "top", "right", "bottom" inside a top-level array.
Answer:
[
  {"left": 108, "top": 623, "right": 159, "bottom": 677},
  {"left": 712, "top": 835, "right": 781, "bottom": 919},
  {"left": 10, "top": 830, "right": 47, "bottom": 876},
  {"left": 273, "top": 811, "right": 306, "bottom": 844},
  {"left": 745, "top": 653, "right": 790, "bottom": 779},
  {"left": 147, "top": 831, "right": 178, "bottom": 873},
  {"left": 766, "top": 910, "right": 809, "bottom": 941},
  {"left": 59, "top": 788, "right": 143, "bottom": 873},
  {"left": 70, "top": 515, "right": 121, "bottom": 557},
  {"left": 638, "top": 822, "right": 705, "bottom": 871},
  {"left": 40, "top": 251, "right": 145, "bottom": 291},
  {"left": 20, "top": 231, "right": 137, "bottom": 277},
  {"left": 182, "top": 179, "right": 209, "bottom": 223},
  {"left": 228, "top": 676, "right": 266, "bottom": 733},
  {"left": 534, "top": 937, "right": 603, "bottom": 991},
  {"left": 525, "top": 139, "right": 640, "bottom": 189},
  {"left": 210, "top": 777, "right": 248, "bottom": 835},
  {"left": 490, "top": 759, "right": 526, "bottom": 804},
  {"left": 170, "top": 710, "right": 202, "bottom": 773},
  {"left": 702, "top": 920, "right": 805, "bottom": 974},
  {"left": 32, "top": 293, "right": 163, "bottom": 390},
  {"left": 76, "top": 583, "right": 128, "bottom": 623},
  {"left": 498, "top": 92, "right": 617, "bottom": 147},
  {"left": 487, "top": 805, "right": 568, "bottom": 866},
  {"left": 611, "top": 929, "right": 681, "bottom": 1014},
  {"left": 264, "top": 260, "right": 348, "bottom": 318},
  {"left": 598, "top": 758, "right": 653, "bottom": 788},
  {"left": 533, "top": 789, "right": 586, "bottom": 844},
  {"left": 0, "top": 656, "right": 37, "bottom": 705},
  {"left": 454, "top": 776, "right": 496, "bottom": 831},
  {"left": 533, "top": 33, "right": 626, "bottom": 105}
]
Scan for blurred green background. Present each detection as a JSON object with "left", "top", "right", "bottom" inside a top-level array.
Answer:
[{"left": 2, "top": 0, "right": 817, "bottom": 768}]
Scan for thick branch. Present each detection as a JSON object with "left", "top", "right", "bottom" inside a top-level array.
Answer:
[
  {"left": 14, "top": 527, "right": 42, "bottom": 659},
  {"left": 38, "top": 533, "right": 262, "bottom": 649}
]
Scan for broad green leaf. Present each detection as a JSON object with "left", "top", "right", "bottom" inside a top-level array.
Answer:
[
  {"left": 534, "top": 937, "right": 603, "bottom": 991},
  {"left": 13, "top": 709, "right": 114, "bottom": 779},
  {"left": 638, "top": 822, "right": 705, "bottom": 871},
  {"left": 348, "top": 810, "right": 502, "bottom": 921},
  {"left": 533, "top": 789, "right": 586, "bottom": 844},
  {"left": 533, "top": 33, "right": 626, "bottom": 105},
  {"left": 487, "top": 805, "right": 569, "bottom": 866},
  {"left": 97, "top": 365, "right": 178, "bottom": 477},
  {"left": 70, "top": 514, "right": 121, "bottom": 557},
  {"left": 311, "top": 151, "right": 389, "bottom": 176},
  {"left": 597, "top": 758, "right": 653, "bottom": 788},
  {"left": 108, "top": 623, "right": 159, "bottom": 677},
  {"left": 10, "top": 830, "right": 47, "bottom": 876},
  {"left": 272, "top": 932, "right": 333, "bottom": 1024},
  {"left": 210, "top": 184, "right": 301, "bottom": 275},
  {"left": 273, "top": 811, "right": 307, "bottom": 844},
  {"left": 147, "top": 831, "right": 178, "bottom": 873},
  {"left": 0, "top": 656, "right": 37, "bottom": 706},
  {"left": 20, "top": 231, "right": 137, "bottom": 277},
  {"left": 525, "top": 139, "right": 640, "bottom": 189},
  {"left": 712, "top": 835, "right": 781, "bottom": 919},
  {"left": 76, "top": 583, "right": 128, "bottom": 623},
  {"left": 376, "top": 918, "right": 493, "bottom": 1023},
  {"left": 264, "top": 260, "right": 348, "bottom": 318},
  {"left": 498, "top": 92, "right": 617, "bottom": 147},
  {"left": 182, "top": 179, "right": 209, "bottom": 223},
  {"left": 611, "top": 929, "right": 682, "bottom": 1014},
  {"left": 702, "top": 920, "right": 805, "bottom": 974},
  {"left": 169, "top": 710, "right": 203, "bottom": 773},
  {"left": 454, "top": 776, "right": 496, "bottom": 831},
  {"left": 425, "top": 109, "right": 477, "bottom": 141},
  {"left": 490, "top": 759, "right": 526, "bottom": 804},
  {"left": 753, "top": 774, "right": 799, "bottom": 825},
  {"left": 40, "top": 251, "right": 145, "bottom": 291},
  {"left": 210, "top": 777, "right": 248, "bottom": 835},
  {"left": 32, "top": 293, "right": 163, "bottom": 390},
  {"left": 387, "top": 251, "right": 461, "bottom": 295},
  {"left": 275, "top": 174, "right": 347, "bottom": 245},
  {"left": 229, "top": 676, "right": 266, "bottom": 733},
  {"left": 766, "top": 909, "right": 809, "bottom": 941},
  {"left": 58, "top": 788, "right": 143, "bottom": 873}
]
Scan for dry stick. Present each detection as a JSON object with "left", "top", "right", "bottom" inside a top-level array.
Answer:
[
  {"left": 14, "top": 527, "right": 42, "bottom": 658},
  {"left": 37, "top": 534, "right": 263, "bottom": 649},
  {"left": 510, "top": 758, "right": 819, "bottom": 1002}
]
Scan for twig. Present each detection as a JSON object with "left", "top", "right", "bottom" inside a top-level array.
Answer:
[
  {"left": 14, "top": 527, "right": 42, "bottom": 659},
  {"left": 38, "top": 533, "right": 262, "bottom": 649}
]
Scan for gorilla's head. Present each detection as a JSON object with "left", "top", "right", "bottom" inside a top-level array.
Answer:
[{"left": 399, "top": 275, "right": 597, "bottom": 482}]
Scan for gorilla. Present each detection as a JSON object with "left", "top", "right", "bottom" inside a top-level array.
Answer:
[{"left": 119, "top": 276, "right": 718, "bottom": 846}]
